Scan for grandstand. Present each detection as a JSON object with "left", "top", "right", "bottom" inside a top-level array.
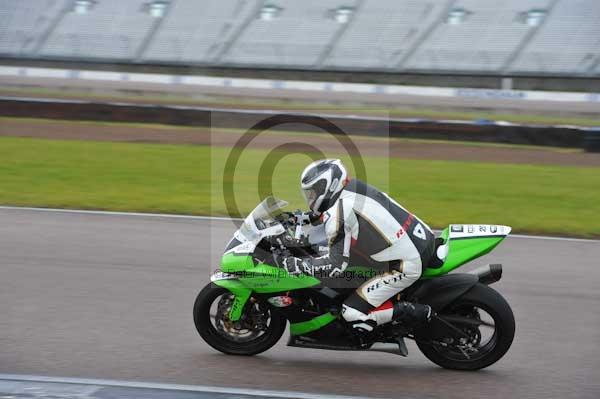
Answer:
[
  {"left": 40, "top": 0, "right": 155, "bottom": 59},
  {"left": 510, "top": 0, "right": 600, "bottom": 74},
  {"left": 143, "top": 0, "right": 256, "bottom": 63},
  {"left": 403, "top": 0, "right": 554, "bottom": 72},
  {"left": 222, "top": 0, "right": 346, "bottom": 66},
  {"left": 323, "top": 0, "right": 447, "bottom": 69},
  {"left": 0, "top": 0, "right": 599, "bottom": 76}
]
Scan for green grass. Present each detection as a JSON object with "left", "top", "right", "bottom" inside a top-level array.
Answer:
[
  {"left": 3, "top": 86, "right": 600, "bottom": 127},
  {"left": 0, "top": 116, "right": 584, "bottom": 154},
  {"left": 1, "top": 136, "right": 599, "bottom": 237}
]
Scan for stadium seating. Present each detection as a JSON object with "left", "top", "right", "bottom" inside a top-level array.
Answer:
[
  {"left": 40, "top": 0, "right": 155, "bottom": 60},
  {"left": 142, "top": 0, "right": 256, "bottom": 63},
  {"left": 509, "top": 0, "right": 600, "bottom": 74},
  {"left": 405, "top": 0, "right": 553, "bottom": 72},
  {"left": 323, "top": 0, "right": 446, "bottom": 69},
  {"left": 0, "top": 0, "right": 67, "bottom": 55},
  {"left": 0, "top": 0, "right": 598, "bottom": 75},
  {"left": 221, "top": 0, "right": 347, "bottom": 67}
]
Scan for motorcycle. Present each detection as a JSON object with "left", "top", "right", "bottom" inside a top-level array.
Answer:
[{"left": 194, "top": 196, "right": 515, "bottom": 370}]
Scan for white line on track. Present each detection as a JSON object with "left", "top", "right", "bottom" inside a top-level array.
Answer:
[
  {"left": 0, "top": 205, "right": 598, "bottom": 244},
  {"left": 0, "top": 205, "right": 239, "bottom": 222},
  {"left": 0, "top": 374, "right": 377, "bottom": 399}
]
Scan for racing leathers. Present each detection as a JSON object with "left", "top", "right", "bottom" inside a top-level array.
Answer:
[{"left": 282, "top": 179, "right": 436, "bottom": 330}]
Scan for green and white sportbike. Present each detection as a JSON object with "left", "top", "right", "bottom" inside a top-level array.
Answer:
[{"left": 194, "top": 197, "right": 515, "bottom": 370}]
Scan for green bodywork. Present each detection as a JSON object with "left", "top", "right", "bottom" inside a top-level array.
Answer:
[
  {"left": 214, "top": 253, "right": 320, "bottom": 321},
  {"left": 221, "top": 253, "right": 255, "bottom": 271},
  {"left": 220, "top": 254, "right": 321, "bottom": 292},
  {"left": 421, "top": 227, "right": 506, "bottom": 278},
  {"left": 290, "top": 313, "right": 337, "bottom": 335},
  {"left": 214, "top": 227, "right": 508, "bottom": 334}
]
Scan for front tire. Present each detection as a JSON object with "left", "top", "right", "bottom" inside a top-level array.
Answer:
[
  {"left": 416, "top": 283, "right": 515, "bottom": 370},
  {"left": 193, "top": 283, "right": 286, "bottom": 356}
]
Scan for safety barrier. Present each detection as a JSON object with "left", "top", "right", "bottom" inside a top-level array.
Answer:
[{"left": 0, "top": 97, "right": 593, "bottom": 149}]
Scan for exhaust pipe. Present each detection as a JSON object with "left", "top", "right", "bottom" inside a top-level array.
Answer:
[{"left": 469, "top": 264, "right": 502, "bottom": 285}]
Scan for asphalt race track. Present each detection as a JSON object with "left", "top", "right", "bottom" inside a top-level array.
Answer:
[{"left": 1, "top": 208, "right": 599, "bottom": 399}]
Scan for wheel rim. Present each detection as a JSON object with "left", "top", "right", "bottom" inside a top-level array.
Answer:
[
  {"left": 430, "top": 301, "right": 500, "bottom": 362},
  {"left": 209, "top": 293, "right": 273, "bottom": 344}
]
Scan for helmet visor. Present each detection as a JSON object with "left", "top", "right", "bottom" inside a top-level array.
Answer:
[
  {"left": 301, "top": 179, "right": 326, "bottom": 211},
  {"left": 301, "top": 187, "right": 318, "bottom": 210}
]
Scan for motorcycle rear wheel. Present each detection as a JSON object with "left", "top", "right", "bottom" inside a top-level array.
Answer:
[
  {"left": 193, "top": 283, "right": 286, "bottom": 355},
  {"left": 416, "top": 283, "right": 515, "bottom": 370}
]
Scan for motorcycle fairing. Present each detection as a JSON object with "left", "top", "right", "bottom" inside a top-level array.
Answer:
[
  {"left": 213, "top": 262, "right": 320, "bottom": 321},
  {"left": 422, "top": 224, "right": 511, "bottom": 278},
  {"left": 289, "top": 312, "right": 337, "bottom": 336}
]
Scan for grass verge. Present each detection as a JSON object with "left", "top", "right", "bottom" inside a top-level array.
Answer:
[
  {"left": 0, "top": 136, "right": 598, "bottom": 237},
  {"left": 0, "top": 116, "right": 581, "bottom": 152}
]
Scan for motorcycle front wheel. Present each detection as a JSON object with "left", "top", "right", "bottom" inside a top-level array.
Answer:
[
  {"left": 416, "top": 283, "right": 515, "bottom": 370},
  {"left": 193, "top": 283, "right": 286, "bottom": 355}
]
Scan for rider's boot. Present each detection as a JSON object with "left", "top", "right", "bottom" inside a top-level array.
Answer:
[
  {"left": 391, "top": 301, "right": 433, "bottom": 325},
  {"left": 347, "top": 319, "right": 377, "bottom": 347},
  {"left": 344, "top": 300, "right": 432, "bottom": 346},
  {"left": 363, "top": 300, "right": 433, "bottom": 327},
  {"left": 344, "top": 300, "right": 433, "bottom": 330}
]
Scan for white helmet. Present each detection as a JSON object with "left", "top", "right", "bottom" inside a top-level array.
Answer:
[{"left": 300, "top": 159, "right": 348, "bottom": 214}]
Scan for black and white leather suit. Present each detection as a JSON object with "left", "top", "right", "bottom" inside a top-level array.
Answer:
[{"left": 286, "top": 179, "right": 436, "bottom": 326}]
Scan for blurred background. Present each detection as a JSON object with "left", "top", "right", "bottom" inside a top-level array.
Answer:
[
  {"left": 1, "top": 0, "right": 599, "bottom": 235},
  {"left": 1, "top": 1, "right": 599, "bottom": 399}
]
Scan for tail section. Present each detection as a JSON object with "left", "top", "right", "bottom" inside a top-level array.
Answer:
[{"left": 422, "top": 224, "right": 511, "bottom": 278}]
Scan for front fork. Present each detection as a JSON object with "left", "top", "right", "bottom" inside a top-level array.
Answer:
[{"left": 211, "top": 272, "right": 252, "bottom": 321}]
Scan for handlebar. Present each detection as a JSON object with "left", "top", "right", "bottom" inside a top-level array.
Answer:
[{"left": 277, "top": 210, "right": 319, "bottom": 227}]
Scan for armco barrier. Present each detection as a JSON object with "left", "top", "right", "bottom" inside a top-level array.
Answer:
[{"left": 0, "top": 97, "right": 588, "bottom": 148}]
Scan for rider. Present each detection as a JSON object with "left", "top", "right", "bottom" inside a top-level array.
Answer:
[{"left": 280, "top": 159, "right": 435, "bottom": 333}]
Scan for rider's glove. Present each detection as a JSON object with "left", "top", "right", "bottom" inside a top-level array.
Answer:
[
  {"left": 282, "top": 257, "right": 314, "bottom": 276},
  {"left": 299, "top": 211, "right": 321, "bottom": 226},
  {"left": 287, "top": 210, "right": 320, "bottom": 226},
  {"left": 269, "top": 232, "right": 303, "bottom": 249},
  {"left": 306, "top": 211, "right": 321, "bottom": 226}
]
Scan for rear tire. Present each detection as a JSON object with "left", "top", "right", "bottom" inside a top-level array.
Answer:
[
  {"left": 193, "top": 283, "right": 286, "bottom": 356},
  {"left": 416, "top": 283, "right": 515, "bottom": 370}
]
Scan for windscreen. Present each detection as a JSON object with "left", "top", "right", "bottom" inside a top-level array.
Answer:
[
  {"left": 237, "top": 196, "right": 288, "bottom": 241},
  {"left": 250, "top": 196, "right": 288, "bottom": 221}
]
